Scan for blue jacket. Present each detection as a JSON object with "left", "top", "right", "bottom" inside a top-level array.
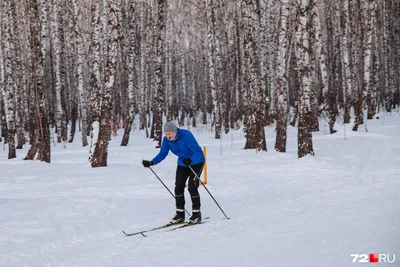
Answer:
[{"left": 152, "top": 128, "right": 205, "bottom": 167}]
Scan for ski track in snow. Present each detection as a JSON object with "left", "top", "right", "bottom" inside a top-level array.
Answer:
[{"left": 0, "top": 116, "right": 399, "bottom": 267}]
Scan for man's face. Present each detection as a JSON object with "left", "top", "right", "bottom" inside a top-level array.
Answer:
[{"left": 165, "top": 132, "right": 175, "bottom": 140}]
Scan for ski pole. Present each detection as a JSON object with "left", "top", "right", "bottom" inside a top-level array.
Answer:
[
  {"left": 148, "top": 166, "right": 190, "bottom": 216},
  {"left": 188, "top": 165, "right": 230, "bottom": 220}
]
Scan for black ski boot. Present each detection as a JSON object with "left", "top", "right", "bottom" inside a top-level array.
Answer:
[
  {"left": 188, "top": 210, "right": 201, "bottom": 224},
  {"left": 170, "top": 210, "right": 185, "bottom": 224}
]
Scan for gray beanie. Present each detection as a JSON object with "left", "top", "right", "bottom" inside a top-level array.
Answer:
[{"left": 164, "top": 121, "right": 178, "bottom": 133}]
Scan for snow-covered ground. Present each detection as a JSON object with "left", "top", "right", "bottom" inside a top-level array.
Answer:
[{"left": 1, "top": 114, "right": 399, "bottom": 267}]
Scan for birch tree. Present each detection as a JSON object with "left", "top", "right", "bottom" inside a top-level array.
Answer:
[
  {"left": 91, "top": 0, "right": 120, "bottom": 167},
  {"left": 71, "top": 0, "right": 88, "bottom": 147},
  {"left": 353, "top": 0, "right": 375, "bottom": 131},
  {"left": 153, "top": 0, "right": 166, "bottom": 148},
  {"left": 313, "top": 1, "right": 336, "bottom": 134},
  {"left": 0, "top": 12, "right": 4, "bottom": 144},
  {"left": 10, "top": 0, "right": 26, "bottom": 150},
  {"left": 50, "top": 0, "right": 66, "bottom": 143},
  {"left": 121, "top": 0, "right": 137, "bottom": 146},
  {"left": 88, "top": 0, "right": 102, "bottom": 160},
  {"left": 206, "top": 0, "right": 222, "bottom": 139},
  {"left": 25, "top": 0, "right": 51, "bottom": 163},
  {"left": 241, "top": 0, "right": 266, "bottom": 151},
  {"left": 258, "top": 0, "right": 271, "bottom": 125},
  {"left": 320, "top": 1, "right": 338, "bottom": 134},
  {"left": 296, "top": 0, "right": 314, "bottom": 158},
  {"left": 1, "top": 0, "right": 17, "bottom": 159},
  {"left": 274, "top": 0, "right": 290, "bottom": 152},
  {"left": 368, "top": 3, "right": 378, "bottom": 119},
  {"left": 165, "top": 0, "right": 174, "bottom": 121},
  {"left": 138, "top": 2, "right": 148, "bottom": 136},
  {"left": 341, "top": 0, "right": 353, "bottom": 123}
]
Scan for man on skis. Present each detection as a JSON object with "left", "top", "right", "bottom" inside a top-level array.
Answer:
[{"left": 142, "top": 121, "right": 205, "bottom": 225}]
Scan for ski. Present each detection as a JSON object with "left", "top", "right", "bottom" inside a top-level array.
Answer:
[
  {"left": 122, "top": 222, "right": 184, "bottom": 237},
  {"left": 167, "top": 221, "right": 206, "bottom": 232},
  {"left": 167, "top": 217, "right": 210, "bottom": 232},
  {"left": 123, "top": 217, "right": 210, "bottom": 237}
]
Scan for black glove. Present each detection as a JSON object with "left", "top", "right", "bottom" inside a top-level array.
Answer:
[
  {"left": 182, "top": 158, "right": 192, "bottom": 166},
  {"left": 142, "top": 160, "right": 153, "bottom": 168}
]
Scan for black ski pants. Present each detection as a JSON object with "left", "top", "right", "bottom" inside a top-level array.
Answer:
[{"left": 175, "top": 162, "right": 204, "bottom": 211}]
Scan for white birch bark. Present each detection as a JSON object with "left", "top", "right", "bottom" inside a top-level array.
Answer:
[
  {"left": 153, "top": 0, "right": 165, "bottom": 147},
  {"left": 206, "top": 0, "right": 222, "bottom": 139},
  {"left": 0, "top": 18, "right": 4, "bottom": 95},
  {"left": 38, "top": 0, "right": 51, "bottom": 162},
  {"left": 259, "top": 0, "right": 270, "bottom": 124},
  {"left": 121, "top": 0, "right": 137, "bottom": 146},
  {"left": 296, "top": 0, "right": 314, "bottom": 158},
  {"left": 50, "top": 0, "right": 64, "bottom": 143},
  {"left": 353, "top": 0, "right": 375, "bottom": 131},
  {"left": 89, "top": 0, "right": 102, "bottom": 160},
  {"left": 241, "top": 0, "right": 266, "bottom": 151},
  {"left": 179, "top": 55, "right": 187, "bottom": 125},
  {"left": 71, "top": 0, "right": 88, "bottom": 147},
  {"left": 370, "top": 9, "right": 378, "bottom": 118},
  {"left": 267, "top": 0, "right": 280, "bottom": 118},
  {"left": 92, "top": 0, "right": 120, "bottom": 167},
  {"left": 274, "top": 0, "right": 290, "bottom": 152},
  {"left": 90, "top": 0, "right": 103, "bottom": 123},
  {"left": 10, "top": 0, "right": 26, "bottom": 149},
  {"left": 25, "top": 0, "right": 51, "bottom": 163},
  {"left": 165, "top": 0, "right": 174, "bottom": 121},
  {"left": 342, "top": 0, "right": 352, "bottom": 123},
  {"left": 139, "top": 2, "right": 148, "bottom": 135},
  {"left": 314, "top": 1, "right": 335, "bottom": 133},
  {"left": 1, "top": 0, "right": 17, "bottom": 158},
  {"left": 362, "top": 0, "right": 374, "bottom": 111},
  {"left": 38, "top": 0, "right": 48, "bottom": 59}
]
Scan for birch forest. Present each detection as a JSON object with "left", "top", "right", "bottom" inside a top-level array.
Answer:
[{"left": 0, "top": 0, "right": 399, "bottom": 165}]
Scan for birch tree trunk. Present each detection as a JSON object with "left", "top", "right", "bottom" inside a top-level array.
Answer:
[
  {"left": 368, "top": 7, "right": 378, "bottom": 119},
  {"left": 267, "top": 1, "right": 280, "bottom": 120},
  {"left": 0, "top": 15, "right": 4, "bottom": 145},
  {"left": 165, "top": 0, "right": 174, "bottom": 122},
  {"left": 91, "top": 0, "right": 119, "bottom": 167},
  {"left": 242, "top": 0, "right": 266, "bottom": 151},
  {"left": 65, "top": 4, "right": 78, "bottom": 143},
  {"left": 139, "top": 3, "right": 148, "bottom": 137},
  {"left": 314, "top": 0, "right": 336, "bottom": 134},
  {"left": 342, "top": 0, "right": 353, "bottom": 123},
  {"left": 206, "top": 0, "right": 222, "bottom": 139},
  {"left": 152, "top": 0, "right": 165, "bottom": 148},
  {"left": 296, "top": 0, "right": 314, "bottom": 158},
  {"left": 322, "top": 2, "right": 338, "bottom": 133},
  {"left": 10, "top": 0, "right": 26, "bottom": 150},
  {"left": 88, "top": 0, "right": 102, "bottom": 160},
  {"left": 121, "top": 1, "right": 137, "bottom": 146},
  {"left": 289, "top": 42, "right": 299, "bottom": 127},
  {"left": 234, "top": 5, "right": 244, "bottom": 123},
  {"left": 25, "top": 0, "right": 51, "bottom": 163},
  {"left": 58, "top": 2, "right": 68, "bottom": 143},
  {"left": 179, "top": 55, "right": 187, "bottom": 126},
  {"left": 353, "top": 0, "right": 375, "bottom": 131},
  {"left": 1, "top": 0, "right": 17, "bottom": 159},
  {"left": 50, "top": 0, "right": 65, "bottom": 143},
  {"left": 71, "top": 0, "right": 88, "bottom": 147},
  {"left": 259, "top": 0, "right": 270, "bottom": 126},
  {"left": 274, "top": 0, "right": 290, "bottom": 152}
]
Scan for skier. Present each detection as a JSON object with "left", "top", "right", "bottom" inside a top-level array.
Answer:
[{"left": 142, "top": 121, "right": 205, "bottom": 224}]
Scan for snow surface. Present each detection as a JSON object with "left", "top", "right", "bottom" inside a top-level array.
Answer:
[{"left": 0, "top": 114, "right": 399, "bottom": 267}]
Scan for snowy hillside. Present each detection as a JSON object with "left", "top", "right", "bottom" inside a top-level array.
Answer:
[{"left": 0, "top": 115, "right": 399, "bottom": 267}]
